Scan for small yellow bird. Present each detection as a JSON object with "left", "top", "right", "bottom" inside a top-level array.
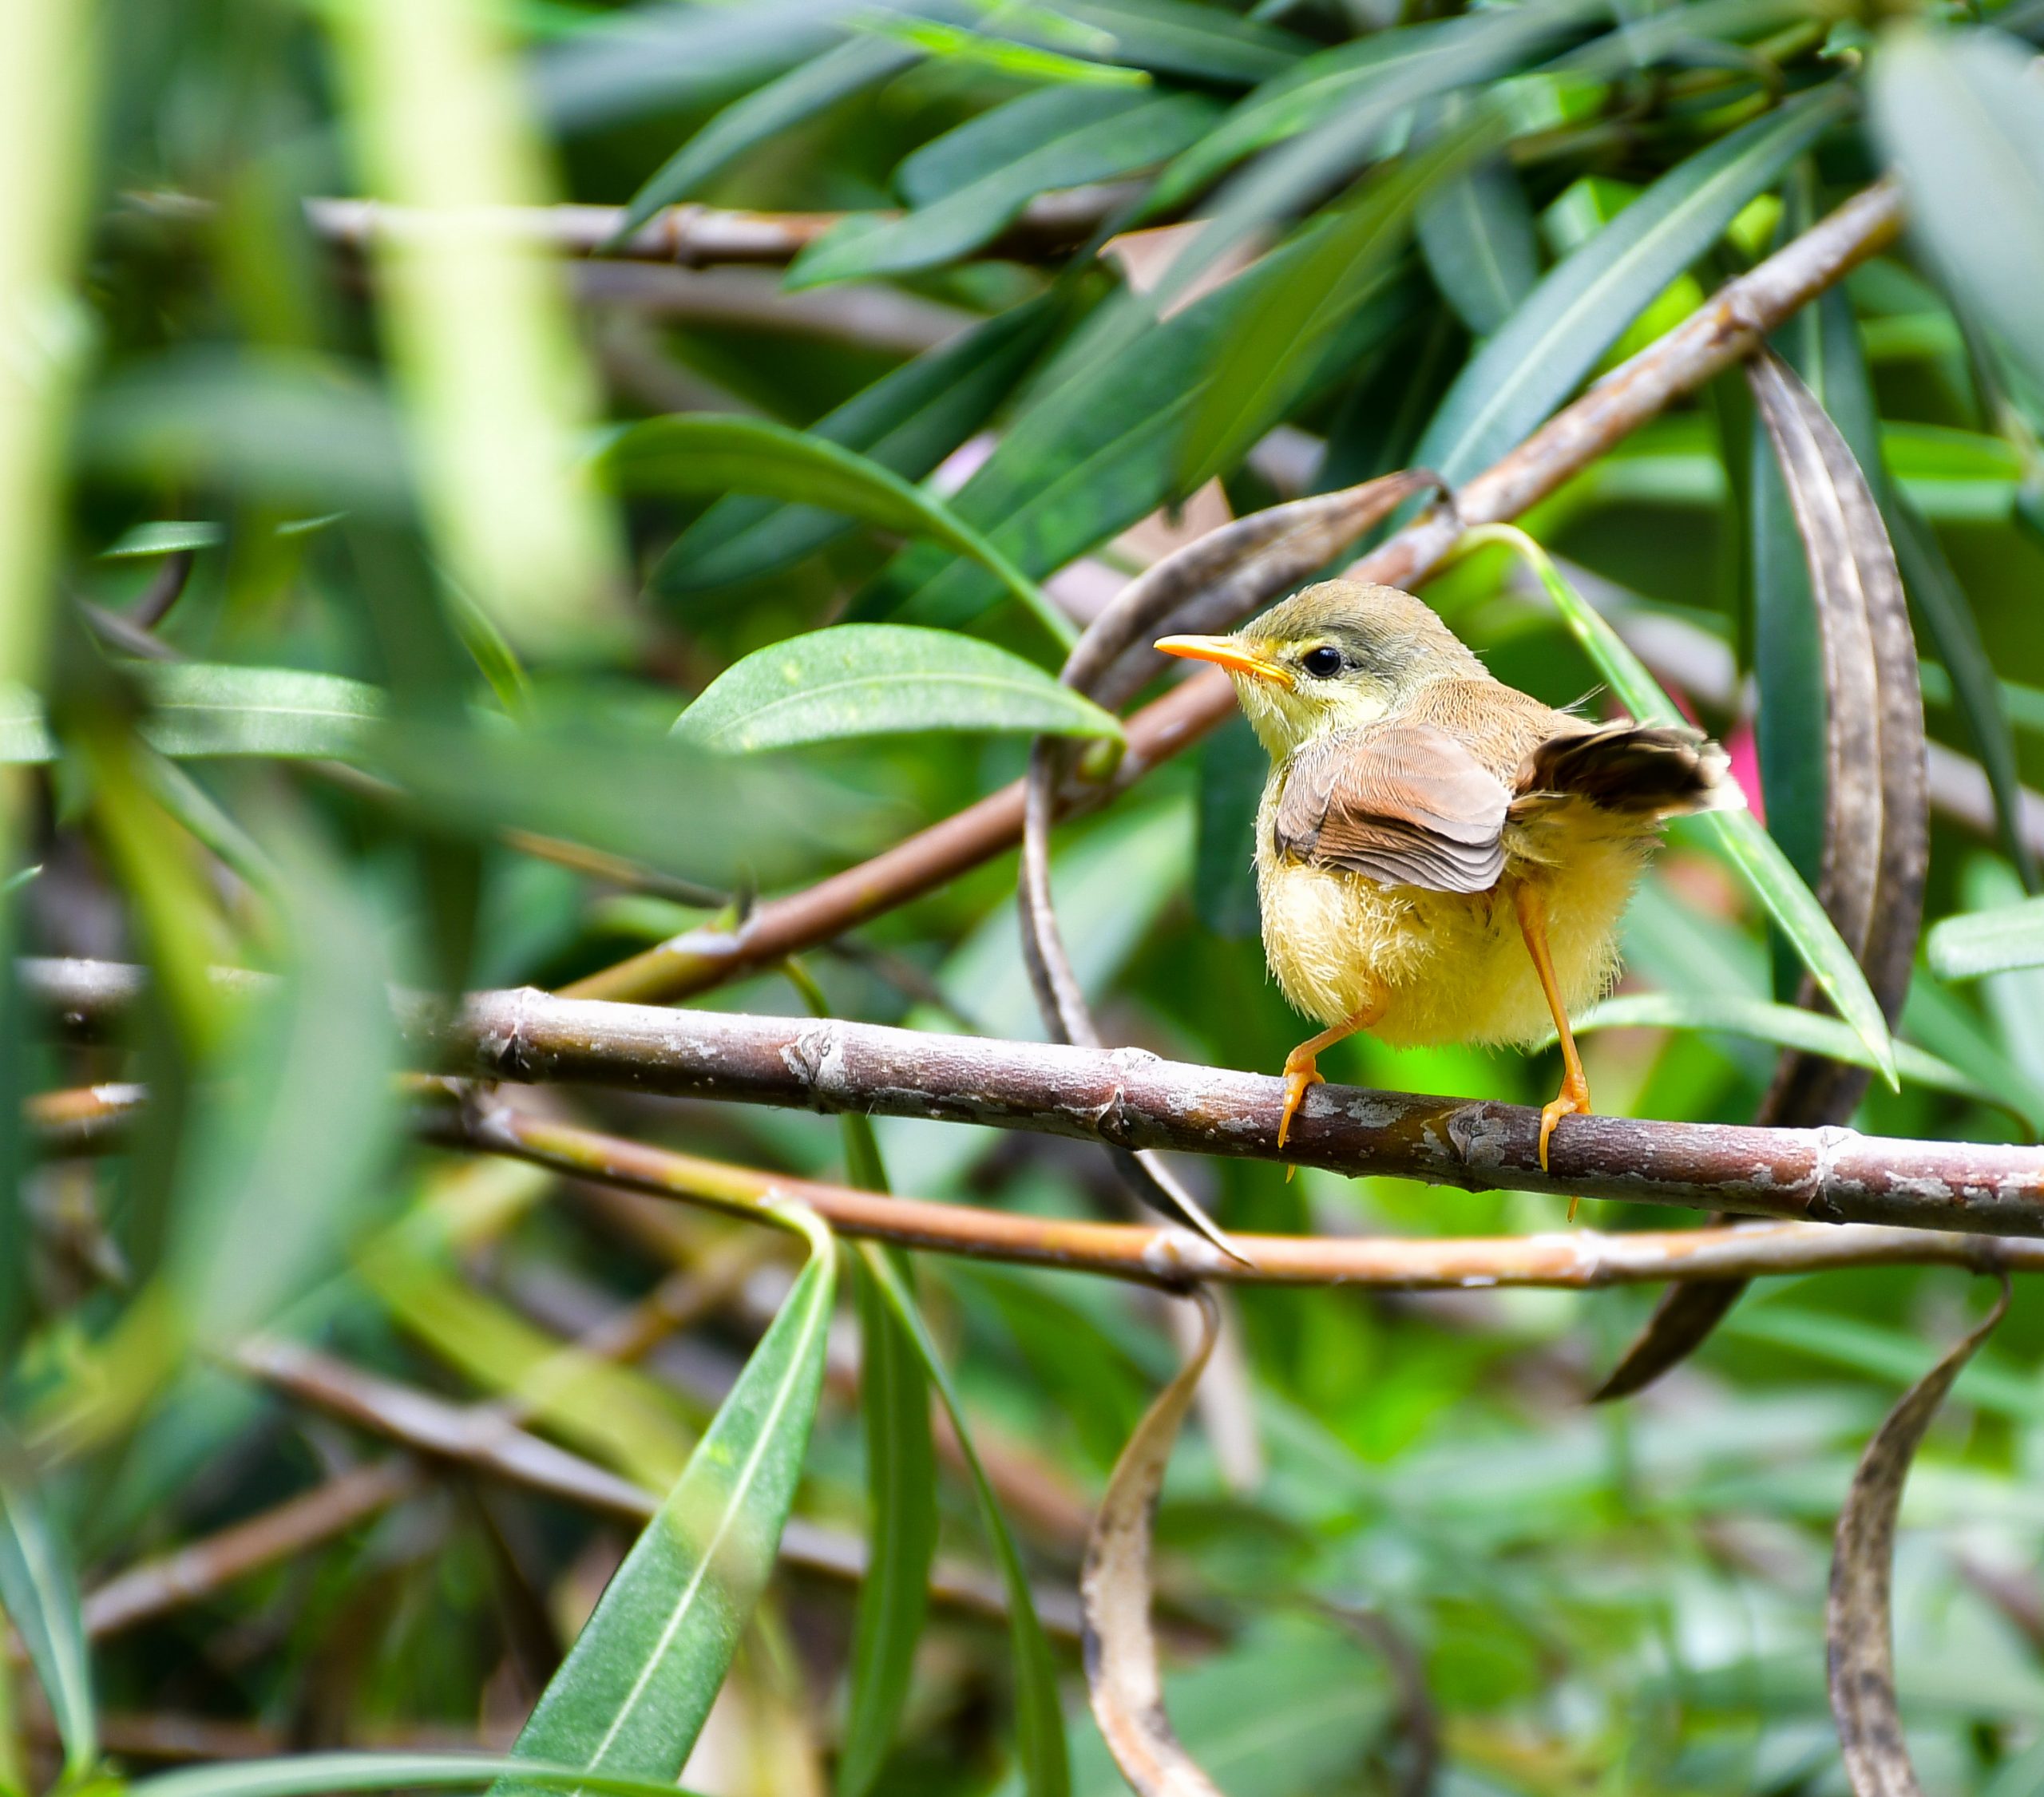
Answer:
[{"left": 1157, "top": 580, "right": 1737, "bottom": 1168}]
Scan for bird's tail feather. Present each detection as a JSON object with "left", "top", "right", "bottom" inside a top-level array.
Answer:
[{"left": 1512, "top": 723, "right": 1742, "bottom": 820}]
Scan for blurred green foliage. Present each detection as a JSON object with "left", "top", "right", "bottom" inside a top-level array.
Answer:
[{"left": 10, "top": 2, "right": 2044, "bottom": 1795}]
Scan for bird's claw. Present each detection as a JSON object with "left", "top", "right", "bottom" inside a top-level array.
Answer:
[
  {"left": 1538, "top": 1071, "right": 1591, "bottom": 1217},
  {"left": 1278, "top": 1053, "right": 1324, "bottom": 1160}
]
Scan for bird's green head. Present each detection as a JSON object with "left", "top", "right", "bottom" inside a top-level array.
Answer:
[{"left": 1155, "top": 580, "right": 1483, "bottom": 761}]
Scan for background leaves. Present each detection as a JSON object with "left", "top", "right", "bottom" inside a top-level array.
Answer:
[{"left": 14, "top": 7, "right": 2044, "bottom": 1797}]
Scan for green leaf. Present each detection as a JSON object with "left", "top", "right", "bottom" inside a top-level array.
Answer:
[
  {"left": 1927, "top": 897, "right": 2044, "bottom": 982},
  {"left": 789, "top": 90, "right": 1219, "bottom": 288},
  {"left": 369, "top": 712, "right": 889, "bottom": 889},
  {"left": 674, "top": 623, "right": 1121, "bottom": 754},
  {"left": 140, "top": 663, "right": 386, "bottom": 758},
  {"left": 1872, "top": 25, "right": 2044, "bottom": 401},
  {"left": 133, "top": 1752, "right": 714, "bottom": 1797},
  {"left": 835, "top": 1137, "right": 937, "bottom": 1797},
  {"left": 0, "top": 665, "right": 386, "bottom": 765},
  {"left": 78, "top": 351, "right": 414, "bottom": 515},
  {"left": 1415, "top": 106, "right": 1539, "bottom": 337},
  {"left": 1417, "top": 85, "right": 1855, "bottom": 484},
  {"left": 1571, "top": 992, "right": 2027, "bottom": 1132},
  {"left": 617, "top": 35, "right": 920, "bottom": 236},
  {"left": 862, "top": 1248, "right": 1069, "bottom": 1797},
  {"left": 165, "top": 817, "right": 402, "bottom": 1356},
  {"left": 1138, "top": 16, "right": 1503, "bottom": 222},
  {"left": 0, "top": 1443, "right": 95, "bottom": 1783},
  {"left": 1033, "top": 0, "right": 1304, "bottom": 85},
  {"left": 1194, "top": 714, "right": 1263, "bottom": 940},
  {"left": 1471, "top": 524, "right": 1898, "bottom": 1083},
  {"left": 1178, "top": 119, "right": 1495, "bottom": 490},
  {"left": 1888, "top": 498, "right": 2039, "bottom": 891},
  {"left": 603, "top": 415, "right": 1075, "bottom": 647},
  {"left": 100, "top": 520, "right": 225, "bottom": 558},
  {"left": 897, "top": 86, "right": 1138, "bottom": 208},
  {"left": 654, "top": 298, "right": 1060, "bottom": 601},
  {"left": 497, "top": 1206, "right": 836, "bottom": 1792},
  {"left": 861, "top": 247, "right": 1413, "bottom": 630}
]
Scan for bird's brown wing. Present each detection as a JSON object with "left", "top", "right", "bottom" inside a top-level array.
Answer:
[{"left": 1274, "top": 721, "right": 1511, "bottom": 893}]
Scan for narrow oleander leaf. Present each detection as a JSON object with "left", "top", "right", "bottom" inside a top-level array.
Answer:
[
  {"left": 1417, "top": 85, "right": 1854, "bottom": 484},
  {"left": 1872, "top": 26, "right": 2044, "bottom": 402},
  {"left": 862, "top": 1248, "right": 1069, "bottom": 1797},
  {"left": 617, "top": 35, "right": 919, "bottom": 236},
  {"left": 604, "top": 415, "right": 1073, "bottom": 645},
  {"left": 132, "top": 1752, "right": 715, "bottom": 1797},
  {"left": 1927, "top": 897, "right": 2044, "bottom": 982},
  {"left": 100, "top": 520, "right": 225, "bottom": 558},
  {"left": 1571, "top": 992, "right": 2028, "bottom": 1132},
  {"left": 1414, "top": 106, "right": 1539, "bottom": 336},
  {"left": 1194, "top": 715, "right": 1264, "bottom": 940},
  {"left": 370, "top": 713, "right": 888, "bottom": 889},
  {"left": 1887, "top": 497, "right": 2040, "bottom": 890},
  {"left": 139, "top": 664, "right": 386, "bottom": 759},
  {"left": 165, "top": 817, "right": 402, "bottom": 1358},
  {"left": 1080, "top": 1292, "right": 1221, "bottom": 1797},
  {"left": 0, "top": 666, "right": 384, "bottom": 765},
  {"left": 655, "top": 298, "right": 1060, "bottom": 601},
  {"left": 1178, "top": 120, "right": 1495, "bottom": 490},
  {"left": 836, "top": 1158, "right": 937, "bottom": 1797},
  {"left": 1482, "top": 525, "right": 1899, "bottom": 1083},
  {"left": 861, "top": 241, "right": 1416, "bottom": 630},
  {"left": 495, "top": 1206, "right": 836, "bottom": 1793},
  {"left": 899, "top": 86, "right": 1142, "bottom": 208},
  {"left": 1033, "top": 0, "right": 1305, "bottom": 85},
  {"left": 677, "top": 624, "right": 1120, "bottom": 754},
  {"left": 0, "top": 1440, "right": 95, "bottom": 1783},
  {"left": 789, "top": 90, "right": 1219, "bottom": 288},
  {"left": 1828, "top": 1282, "right": 2010, "bottom": 1797},
  {"left": 1139, "top": 22, "right": 1459, "bottom": 221}
]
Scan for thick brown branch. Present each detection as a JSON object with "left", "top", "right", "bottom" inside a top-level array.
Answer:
[
  {"left": 26, "top": 962, "right": 2043, "bottom": 1237},
  {"left": 434, "top": 1097, "right": 2044, "bottom": 1281},
  {"left": 567, "top": 179, "right": 1904, "bottom": 1006}
]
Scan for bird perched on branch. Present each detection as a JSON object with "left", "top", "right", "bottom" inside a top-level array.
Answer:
[{"left": 1158, "top": 580, "right": 1737, "bottom": 1170}]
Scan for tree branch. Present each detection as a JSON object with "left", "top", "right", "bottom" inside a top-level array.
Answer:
[
  {"left": 410, "top": 986, "right": 2039, "bottom": 1239},
  {"left": 566, "top": 179, "right": 1906, "bottom": 1006},
  {"left": 31, "top": 951, "right": 2042, "bottom": 1239},
  {"left": 426, "top": 1087, "right": 2044, "bottom": 1275}
]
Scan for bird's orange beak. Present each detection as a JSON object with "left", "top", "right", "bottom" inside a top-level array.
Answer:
[{"left": 1154, "top": 634, "right": 1294, "bottom": 688}]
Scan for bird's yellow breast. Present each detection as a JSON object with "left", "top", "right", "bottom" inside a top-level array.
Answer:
[{"left": 1253, "top": 786, "right": 1655, "bottom": 1049}]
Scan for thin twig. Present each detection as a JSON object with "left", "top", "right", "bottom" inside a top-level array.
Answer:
[
  {"left": 428, "top": 1094, "right": 2044, "bottom": 1280},
  {"left": 80, "top": 1461, "right": 423, "bottom": 1640},
  {"left": 565, "top": 180, "right": 1905, "bottom": 1006}
]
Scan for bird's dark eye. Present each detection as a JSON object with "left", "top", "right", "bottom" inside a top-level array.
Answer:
[{"left": 1301, "top": 645, "right": 1343, "bottom": 678}]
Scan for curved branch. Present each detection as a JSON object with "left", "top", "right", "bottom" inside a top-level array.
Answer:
[{"left": 566, "top": 179, "right": 1904, "bottom": 1007}]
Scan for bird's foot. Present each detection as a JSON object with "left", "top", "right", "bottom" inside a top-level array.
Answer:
[
  {"left": 1278, "top": 1048, "right": 1325, "bottom": 1154},
  {"left": 1538, "top": 1067, "right": 1591, "bottom": 1203}
]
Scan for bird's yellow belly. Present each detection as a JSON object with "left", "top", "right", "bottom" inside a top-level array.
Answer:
[{"left": 1254, "top": 813, "right": 1652, "bottom": 1049}]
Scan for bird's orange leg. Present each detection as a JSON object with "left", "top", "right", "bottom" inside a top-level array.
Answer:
[
  {"left": 1513, "top": 881, "right": 1590, "bottom": 1203},
  {"left": 1279, "top": 997, "right": 1382, "bottom": 1160}
]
